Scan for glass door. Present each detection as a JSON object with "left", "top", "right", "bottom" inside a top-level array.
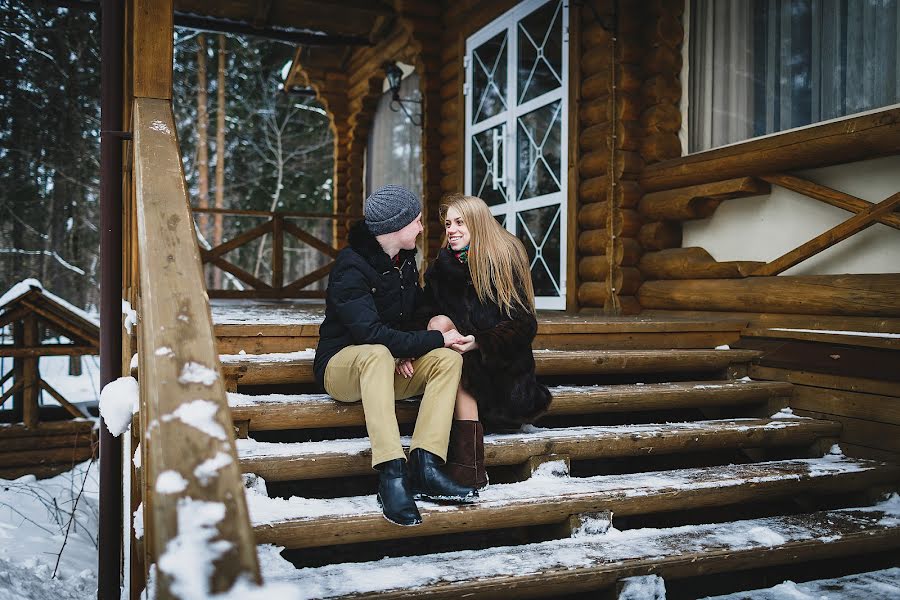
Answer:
[{"left": 465, "top": 0, "right": 569, "bottom": 310}]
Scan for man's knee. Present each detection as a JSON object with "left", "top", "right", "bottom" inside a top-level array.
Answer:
[
  {"left": 358, "top": 344, "right": 395, "bottom": 371},
  {"left": 428, "top": 315, "right": 456, "bottom": 332},
  {"left": 430, "top": 347, "right": 463, "bottom": 371}
]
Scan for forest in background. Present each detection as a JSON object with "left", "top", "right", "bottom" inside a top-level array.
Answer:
[{"left": 0, "top": 0, "right": 335, "bottom": 311}]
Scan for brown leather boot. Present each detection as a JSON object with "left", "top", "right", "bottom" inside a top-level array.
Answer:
[{"left": 444, "top": 419, "right": 488, "bottom": 490}]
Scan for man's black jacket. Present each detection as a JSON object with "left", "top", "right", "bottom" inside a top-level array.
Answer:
[{"left": 313, "top": 221, "right": 443, "bottom": 386}]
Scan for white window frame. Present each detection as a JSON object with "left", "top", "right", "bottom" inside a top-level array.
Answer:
[{"left": 464, "top": 0, "right": 570, "bottom": 310}]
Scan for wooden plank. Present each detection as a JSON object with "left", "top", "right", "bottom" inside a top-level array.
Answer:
[
  {"left": 21, "top": 313, "right": 38, "bottom": 428},
  {"left": 638, "top": 274, "right": 900, "bottom": 317},
  {"left": 639, "top": 248, "right": 763, "bottom": 280},
  {"left": 132, "top": 0, "right": 173, "bottom": 99},
  {"left": 228, "top": 380, "right": 793, "bottom": 431},
  {"left": 251, "top": 458, "right": 900, "bottom": 549},
  {"left": 0, "top": 345, "right": 98, "bottom": 358},
  {"left": 753, "top": 191, "right": 900, "bottom": 276},
  {"left": 736, "top": 337, "right": 899, "bottom": 382},
  {"left": 132, "top": 97, "right": 259, "bottom": 592},
  {"left": 239, "top": 418, "right": 840, "bottom": 481},
  {"left": 793, "top": 408, "right": 900, "bottom": 453},
  {"left": 0, "top": 432, "right": 94, "bottom": 453},
  {"left": 749, "top": 365, "right": 900, "bottom": 398},
  {"left": 221, "top": 349, "right": 762, "bottom": 386},
  {"left": 271, "top": 214, "right": 284, "bottom": 289},
  {"left": 640, "top": 107, "right": 900, "bottom": 192},
  {"left": 760, "top": 173, "right": 900, "bottom": 230},
  {"left": 789, "top": 385, "right": 900, "bottom": 426},
  {"left": 0, "top": 445, "right": 95, "bottom": 468},
  {"left": 277, "top": 505, "right": 900, "bottom": 599},
  {"left": 742, "top": 327, "right": 900, "bottom": 350},
  {"left": 0, "top": 379, "right": 24, "bottom": 408},
  {"left": 0, "top": 420, "right": 94, "bottom": 437}
]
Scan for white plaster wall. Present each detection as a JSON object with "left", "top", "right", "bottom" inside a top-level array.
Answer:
[{"left": 681, "top": 155, "right": 900, "bottom": 276}]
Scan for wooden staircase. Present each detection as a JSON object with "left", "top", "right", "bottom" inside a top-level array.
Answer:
[{"left": 211, "top": 310, "right": 900, "bottom": 598}]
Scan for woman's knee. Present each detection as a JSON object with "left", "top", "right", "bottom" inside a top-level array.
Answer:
[{"left": 427, "top": 314, "right": 456, "bottom": 332}]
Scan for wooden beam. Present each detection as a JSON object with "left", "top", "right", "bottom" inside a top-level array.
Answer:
[
  {"left": 203, "top": 220, "right": 273, "bottom": 260},
  {"left": 271, "top": 214, "right": 284, "bottom": 289},
  {"left": 638, "top": 274, "right": 900, "bottom": 317},
  {"left": 283, "top": 262, "right": 334, "bottom": 292},
  {"left": 753, "top": 191, "right": 900, "bottom": 276},
  {"left": 282, "top": 220, "right": 340, "bottom": 258},
  {"left": 133, "top": 97, "right": 259, "bottom": 593},
  {"left": 132, "top": 0, "right": 174, "bottom": 99},
  {"left": 200, "top": 252, "right": 273, "bottom": 290},
  {"left": 0, "top": 345, "right": 98, "bottom": 358},
  {"left": 0, "top": 380, "right": 24, "bottom": 408},
  {"left": 21, "top": 314, "right": 38, "bottom": 428},
  {"left": 760, "top": 174, "right": 900, "bottom": 231},
  {"left": 639, "top": 177, "right": 770, "bottom": 221},
  {"left": 640, "top": 107, "right": 900, "bottom": 192},
  {"left": 39, "top": 379, "right": 86, "bottom": 419}
]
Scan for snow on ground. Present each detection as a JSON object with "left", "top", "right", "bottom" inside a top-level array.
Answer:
[
  {"left": 701, "top": 567, "right": 900, "bottom": 599},
  {"left": 0, "top": 461, "right": 99, "bottom": 600}
]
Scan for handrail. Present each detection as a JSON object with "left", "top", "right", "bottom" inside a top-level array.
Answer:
[{"left": 133, "top": 98, "right": 259, "bottom": 597}]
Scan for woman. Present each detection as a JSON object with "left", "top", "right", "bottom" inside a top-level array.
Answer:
[{"left": 418, "top": 194, "right": 552, "bottom": 489}]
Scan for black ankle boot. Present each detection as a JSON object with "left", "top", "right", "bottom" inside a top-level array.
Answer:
[
  {"left": 409, "top": 448, "right": 478, "bottom": 504},
  {"left": 375, "top": 459, "right": 421, "bottom": 526}
]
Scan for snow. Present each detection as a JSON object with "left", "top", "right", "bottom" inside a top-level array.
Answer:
[
  {"left": 244, "top": 456, "right": 875, "bottom": 526},
  {"left": 715, "top": 344, "right": 731, "bottom": 350},
  {"left": 156, "top": 471, "right": 189, "bottom": 494},
  {"left": 194, "top": 452, "right": 234, "bottom": 486},
  {"left": 219, "top": 349, "right": 316, "bottom": 364},
  {"left": 0, "top": 461, "right": 99, "bottom": 600},
  {"left": 178, "top": 362, "right": 219, "bottom": 386},
  {"left": 122, "top": 299, "right": 137, "bottom": 334},
  {"left": 0, "top": 279, "right": 99, "bottom": 326},
  {"left": 0, "top": 352, "right": 101, "bottom": 409},
  {"left": 157, "top": 498, "right": 231, "bottom": 600},
  {"left": 260, "top": 496, "right": 900, "bottom": 598},
  {"left": 770, "top": 407, "right": 796, "bottom": 419},
  {"left": 700, "top": 567, "right": 900, "bottom": 599},
  {"left": 209, "top": 300, "right": 324, "bottom": 326},
  {"left": 769, "top": 327, "right": 900, "bottom": 339},
  {"left": 228, "top": 392, "right": 334, "bottom": 408},
  {"left": 162, "top": 399, "right": 228, "bottom": 441},
  {"left": 619, "top": 574, "right": 666, "bottom": 599},
  {"left": 98, "top": 376, "right": 139, "bottom": 436}
]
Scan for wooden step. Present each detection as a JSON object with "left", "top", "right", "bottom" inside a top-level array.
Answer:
[
  {"left": 702, "top": 567, "right": 900, "bottom": 599},
  {"left": 256, "top": 499, "right": 900, "bottom": 599},
  {"left": 238, "top": 417, "right": 838, "bottom": 481},
  {"left": 220, "top": 349, "right": 763, "bottom": 387},
  {"left": 248, "top": 456, "right": 899, "bottom": 549},
  {"left": 228, "top": 380, "right": 794, "bottom": 431}
]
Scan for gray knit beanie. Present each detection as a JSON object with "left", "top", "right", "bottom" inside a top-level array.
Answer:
[{"left": 364, "top": 185, "right": 421, "bottom": 235}]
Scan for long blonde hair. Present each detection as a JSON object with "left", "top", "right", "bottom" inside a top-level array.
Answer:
[{"left": 440, "top": 194, "right": 535, "bottom": 316}]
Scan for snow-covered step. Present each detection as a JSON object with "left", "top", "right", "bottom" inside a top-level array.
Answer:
[
  {"left": 248, "top": 456, "right": 899, "bottom": 549},
  {"left": 257, "top": 497, "right": 900, "bottom": 599},
  {"left": 228, "top": 379, "right": 792, "bottom": 431},
  {"left": 237, "top": 417, "right": 838, "bottom": 481},
  {"left": 219, "top": 348, "right": 763, "bottom": 386},
  {"left": 700, "top": 567, "right": 900, "bottom": 599}
]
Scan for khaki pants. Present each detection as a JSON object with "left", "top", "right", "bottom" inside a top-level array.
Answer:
[{"left": 324, "top": 344, "right": 462, "bottom": 467}]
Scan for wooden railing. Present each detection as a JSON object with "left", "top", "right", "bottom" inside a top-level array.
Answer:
[
  {"left": 192, "top": 207, "right": 355, "bottom": 299},
  {"left": 636, "top": 170, "right": 900, "bottom": 316},
  {"left": 132, "top": 98, "right": 259, "bottom": 596}
]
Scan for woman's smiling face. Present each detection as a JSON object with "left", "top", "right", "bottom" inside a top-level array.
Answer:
[{"left": 444, "top": 206, "right": 471, "bottom": 251}]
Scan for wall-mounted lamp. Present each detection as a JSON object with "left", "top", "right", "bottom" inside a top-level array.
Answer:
[{"left": 385, "top": 62, "right": 423, "bottom": 127}]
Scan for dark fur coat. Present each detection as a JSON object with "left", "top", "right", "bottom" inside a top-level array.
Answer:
[{"left": 422, "top": 248, "right": 552, "bottom": 429}]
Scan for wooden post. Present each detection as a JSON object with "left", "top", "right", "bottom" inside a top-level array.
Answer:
[
  {"left": 131, "top": 0, "right": 174, "bottom": 100},
  {"left": 11, "top": 320, "right": 23, "bottom": 422},
  {"left": 21, "top": 314, "right": 39, "bottom": 428},
  {"left": 272, "top": 214, "right": 284, "bottom": 290}
]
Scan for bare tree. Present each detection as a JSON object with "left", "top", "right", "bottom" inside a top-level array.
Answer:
[
  {"left": 195, "top": 33, "right": 210, "bottom": 239},
  {"left": 213, "top": 34, "right": 226, "bottom": 288}
]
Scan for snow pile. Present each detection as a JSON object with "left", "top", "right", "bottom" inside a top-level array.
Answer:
[
  {"left": 0, "top": 461, "right": 99, "bottom": 600},
  {"left": 178, "top": 362, "right": 219, "bottom": 386},
  {"left": 700, "top": 567, "right": 900, "bottom": 599},
  {"left": 770, "top": 407, "right": 796, "bottom": 419},
  {"left": 98, "top": 376, "right": 139, "bottom": 436},
  {"left": 156, "top": 471, "right": 189, "bottom": 494},
  {"left": 158, "top": 499, "right": 232, "bottom": 599},
  {"left": 619, "top": 574, "right": 666, "bottom": 599},
  {"left": 195, "top": 452, "right": 234, "bottom": 486},
  {"left": 162, "top": 399, "right": 227, "bottom": 441},
  {"left": 219, "top": 349, "right": 316, "bottom": 364},
  {"left": 122, "top": 299, "right": 138, "bottom": 334}
]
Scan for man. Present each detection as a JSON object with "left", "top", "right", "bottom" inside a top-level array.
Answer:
[{"left": 314, "top": 185, "right": 478, "bottom": 526}]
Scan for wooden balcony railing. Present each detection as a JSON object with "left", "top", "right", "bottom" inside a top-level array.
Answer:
[{"left": 191, "top": 207, "right": 355, "bottom": 299}]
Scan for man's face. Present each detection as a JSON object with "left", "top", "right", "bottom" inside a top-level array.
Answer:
[{"left": 397, "top": 212, "right": 423, "bottom": 250}]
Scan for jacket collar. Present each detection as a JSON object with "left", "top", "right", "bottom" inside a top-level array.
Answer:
[
  {"left": 348, "top": 220, "right": 417, "bottom": 272},
  {"left": 433, "top": 247, "right": 471, "bottom": 283}
]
